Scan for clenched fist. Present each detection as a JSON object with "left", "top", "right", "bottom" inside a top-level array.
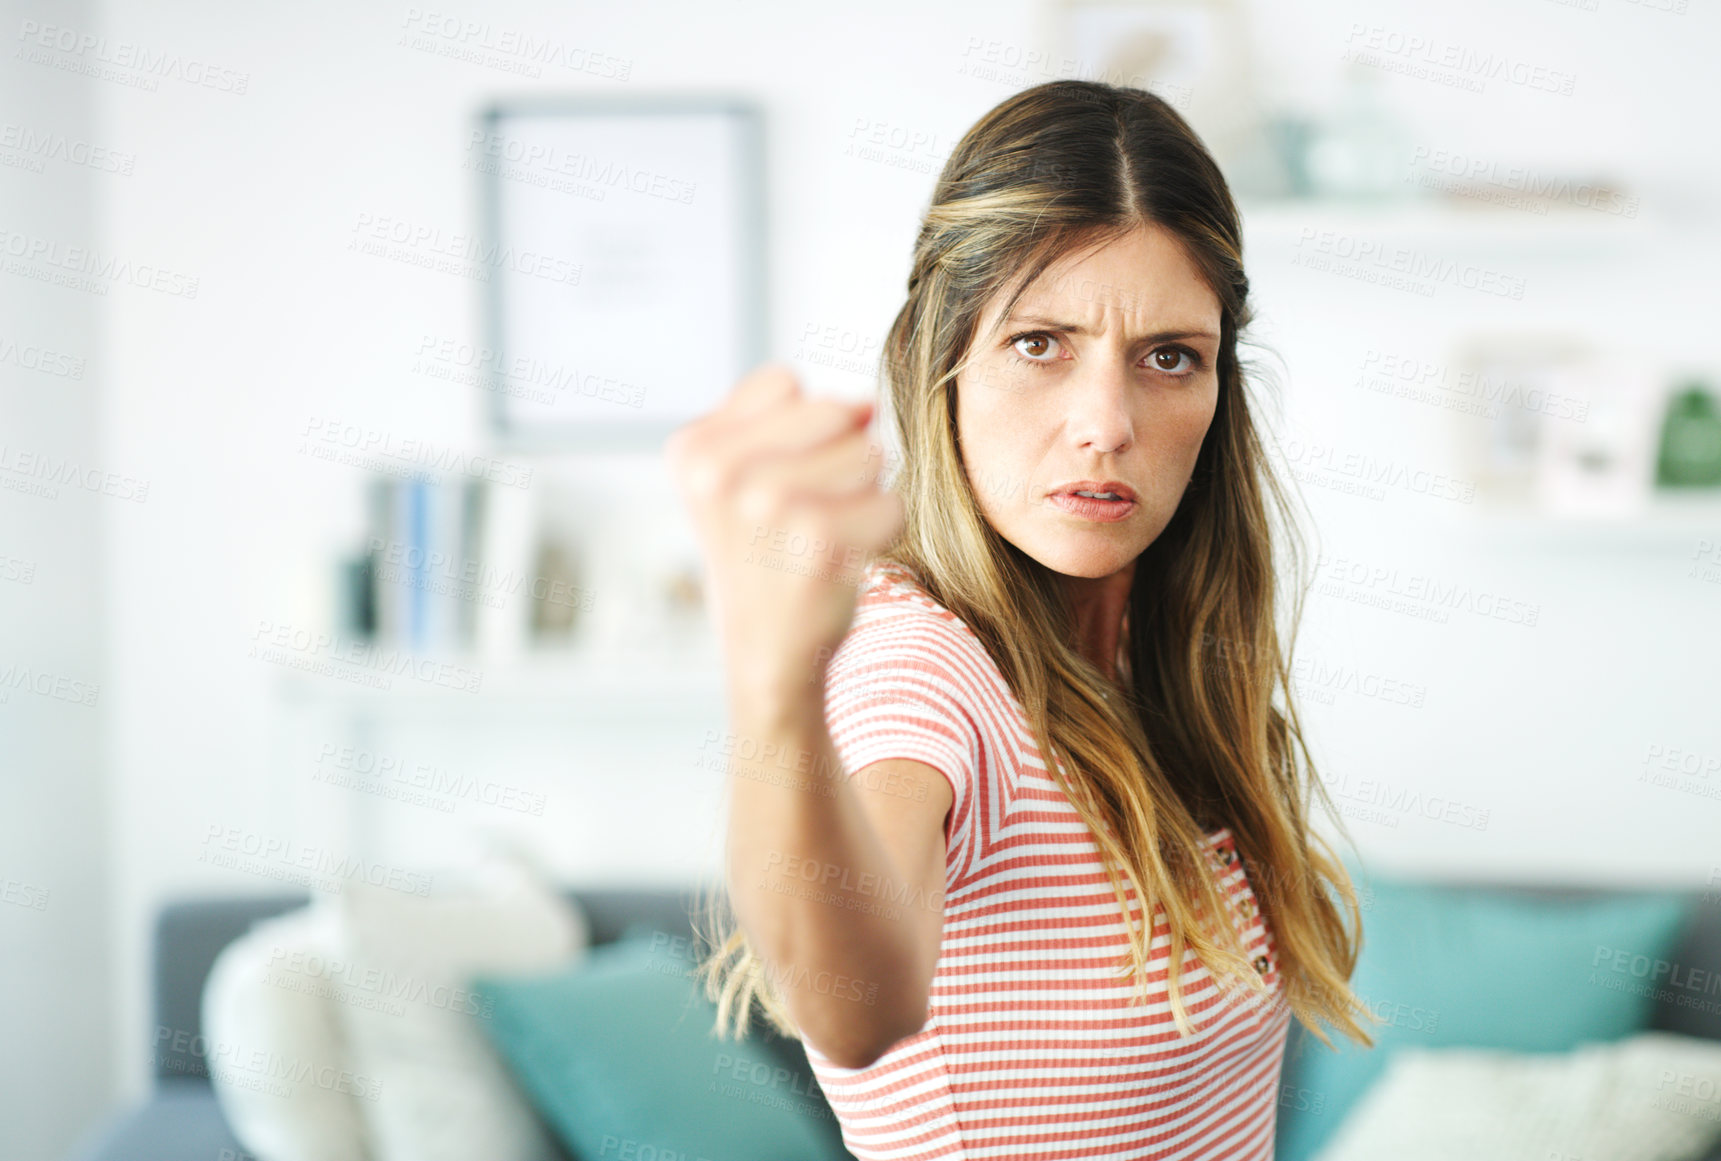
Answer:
[{"left": 666, "top": 362, "right": 904, "bottom": 709}]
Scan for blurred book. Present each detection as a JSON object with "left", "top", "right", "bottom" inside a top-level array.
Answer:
[
  {"left": 342, "top": 475, "right": 526, "bottom": 657},
  {"left": 334, "top": 465, "right": 705, "bottom": 665}
]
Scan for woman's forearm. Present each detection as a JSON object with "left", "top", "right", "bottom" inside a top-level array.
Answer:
[{"left": 723, "top": 687, "right": 938, "bottom": 1069}]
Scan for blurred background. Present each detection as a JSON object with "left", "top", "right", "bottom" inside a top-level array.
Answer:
[{"left": 4, "top": 1, "right": 1719, "bottom": 1160}]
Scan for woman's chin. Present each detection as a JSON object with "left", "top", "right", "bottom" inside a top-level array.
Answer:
[{"left": 1020, "top": 538, "right": 1143, "bottom": 580}]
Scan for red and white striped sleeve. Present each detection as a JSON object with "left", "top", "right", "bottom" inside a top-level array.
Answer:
[{"left": 820, "top": 602, "right": 981, "bottom": 863}]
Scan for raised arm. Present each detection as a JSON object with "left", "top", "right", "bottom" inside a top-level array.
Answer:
[{"left": 667, "top": 362, "right": 949, "bottom": 1069}]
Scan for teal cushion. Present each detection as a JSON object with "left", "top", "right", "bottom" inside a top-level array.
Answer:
[
  {"left": 473, "top": 926, "right": 853, "bottom": 1161},
  {"left": 1276, "top": 866, "right": 1692, "bottom": 1161}
]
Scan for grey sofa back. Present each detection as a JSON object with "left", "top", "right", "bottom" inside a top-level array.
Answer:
[
  {"left": 153, "top": 882, "right": 1721, "bottom": 1090},
  {"left": 1654, "top": 888, "right": 1721, "bottom": 1041},
  {"left": 151, "top": 885, "right": 706, "bottom": 1084}
]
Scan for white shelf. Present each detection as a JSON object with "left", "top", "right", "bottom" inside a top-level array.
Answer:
[
  {"left": 1239, "top": 196, "right": 1663, "bottom": 254},
  {"left": 1433, "top": 491, "right": 1721, "bottom": 549},
  {"left": 272, "top": 645, "right": 729, "bottom": 719}
]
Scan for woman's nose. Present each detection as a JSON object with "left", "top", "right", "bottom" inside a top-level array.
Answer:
[{"left": 1065, "top": 359, "right": 1135, "bottom": 454}]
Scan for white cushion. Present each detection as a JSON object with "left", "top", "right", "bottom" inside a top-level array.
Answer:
[
  {"left": 332, "top": 853, "right": 589, "bottom": 1161},
  {"left": 1316, "top": 1030, "right": 1721, "bottom": 1161},
  {"left": 201, "top": 897, "right": 373, "bottom": 1161}
]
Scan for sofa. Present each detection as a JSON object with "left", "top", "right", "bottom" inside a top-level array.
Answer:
[
  {"left": 66, "top": 878, "right": 1721, "bottom": 1161},
  {"left": 69, "top": 885, "right": 835, "bottom": 1161}
]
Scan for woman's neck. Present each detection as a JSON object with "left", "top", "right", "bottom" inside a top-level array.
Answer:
[{"left": 1063, "top": 560, "right": 1136, "bottom": 683}]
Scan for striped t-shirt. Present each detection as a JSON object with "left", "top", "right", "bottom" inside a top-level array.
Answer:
[{"left": 802, "top": 559, "right": 1292, "bottom": 1160}]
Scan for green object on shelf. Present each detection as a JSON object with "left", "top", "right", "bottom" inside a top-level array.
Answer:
[{"left": 1655, "top": 381, "right": 1721, "bottom": 488}]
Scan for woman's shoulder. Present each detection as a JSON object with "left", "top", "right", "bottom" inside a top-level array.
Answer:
[
  {"left": 840, "top": 559, "right": 986, "bottom": 671},
  {"left": 853, "top": 559, "right": 971, "bottom": 635}
]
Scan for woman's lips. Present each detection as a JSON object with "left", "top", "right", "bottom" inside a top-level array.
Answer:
[{"left": 1049, "top": 492, "right": 1138, "bottom": 522}]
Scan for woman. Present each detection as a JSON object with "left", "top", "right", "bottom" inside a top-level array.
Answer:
[{"left": 668, "top": 78, "right": 1377, "bottom": 1161}]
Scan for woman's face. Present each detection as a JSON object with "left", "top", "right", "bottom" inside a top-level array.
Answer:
[{"left": 954, "top": 223, "right": 1223, "bottom": 580}]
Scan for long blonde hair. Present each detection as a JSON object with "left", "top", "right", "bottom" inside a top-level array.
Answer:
[{"left": 694, "top": 79, "right": 1379, "bottom": 1053}]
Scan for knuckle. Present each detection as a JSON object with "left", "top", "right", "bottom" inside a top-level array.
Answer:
[
  {"left": 735, "top": 479, "right": 791, "bottom": 528},
  {"left": 683, "top": 453, "right": 740, "bottom": 506}
]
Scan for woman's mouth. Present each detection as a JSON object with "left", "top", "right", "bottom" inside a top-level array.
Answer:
[{"left": 1048, "top": 481, "right": 1138, "bottom": 523}]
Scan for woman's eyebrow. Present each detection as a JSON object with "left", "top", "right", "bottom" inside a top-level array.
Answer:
[{"left": 1001, "top": 314, "right": 1219, "bottom": 343}]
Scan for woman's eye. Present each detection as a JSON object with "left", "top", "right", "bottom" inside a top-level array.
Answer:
[
  {"left": 1152, "top": 346, "right": 1200, "bottom": 375},
  {"left": 1012, "top": 333, "right": 1059, "bottom": 362}
]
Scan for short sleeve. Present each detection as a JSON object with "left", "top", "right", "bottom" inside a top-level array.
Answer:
[{"left": 821, "top": 605, "right": 979, "bottom": 870}]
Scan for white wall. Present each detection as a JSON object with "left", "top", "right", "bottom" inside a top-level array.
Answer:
[
  {"left": 5, "top": 0, "right": 1716, "bottom": 1153},
  {"left": 92, "top": 0, "right": 1102, "bottom": 1124},
  {"left": 1, "top": 0, "right": 113, "bottom": 1156}
]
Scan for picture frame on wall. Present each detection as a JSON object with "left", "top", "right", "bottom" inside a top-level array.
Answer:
[{"left": 477, "top": 96, "right": 766, "bottom": 449}]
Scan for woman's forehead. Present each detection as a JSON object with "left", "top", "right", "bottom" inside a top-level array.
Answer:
[{"left": 987, "top": 232, "right": 1221, "bottom": 338}]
